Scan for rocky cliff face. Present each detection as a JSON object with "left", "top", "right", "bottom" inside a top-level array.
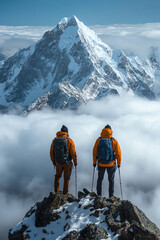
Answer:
[
  {"left": 9, "top": 188, "right": 160, "bottom": 240},
  {"left": 0, "top": 16, "right": 160, "bottom": 113}
]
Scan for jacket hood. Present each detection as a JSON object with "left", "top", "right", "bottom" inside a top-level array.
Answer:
[
  {"left": 101, "top": 128, "right": 113, "bottom": 138},
  {"left": 56, "top": 131, "right": 69, "bottom": 138}
]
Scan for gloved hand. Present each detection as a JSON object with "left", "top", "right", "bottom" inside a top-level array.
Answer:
[
  {"left": 93, "top": 164, "right": 96, "bottom": 168},
  {"left": 74, "top": 163, "right": 77, "bottom": 167},
  {"left": 118, "top": 165, "right": 120, "bottom": 168}
]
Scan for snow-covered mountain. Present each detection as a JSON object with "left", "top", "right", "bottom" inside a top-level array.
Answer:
[
  {"left": 0, "top": 16, "right": 160, "bottom": 112},
  {"left": 9, "top": 189, "right": 160, "bottom": 240}
]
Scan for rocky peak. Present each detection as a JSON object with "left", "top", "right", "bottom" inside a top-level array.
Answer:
[
  {"left": 9, "top": 188, "right": 160, "bottom": 240},
  {"left": 52, "top": 16, "right": 80, "bottom": 39},
  {"left": 58, "top": 16, "right": 80, "bottom": 28}
]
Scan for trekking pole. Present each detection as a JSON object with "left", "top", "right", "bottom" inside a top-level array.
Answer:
[
  {"left": 91, "top": 166, "right": 95, "bottom": 192},
  {"left": 75, "top": 166, "right": 78, "bottom": 198},
  {"left": 118, "top": 167, "right": 123, "bottom": 200},
  {"left": 51, "top": 165, "right": 56, "bottom": 193}
]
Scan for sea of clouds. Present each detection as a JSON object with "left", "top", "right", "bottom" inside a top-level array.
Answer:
[
  {"left": 92, "top": 23, "right": 160, "bottom": 59},
  {"left": 0, "top": 22, "right": 160, "bottom": 59},
  {"left": 1, "top": 95, "right": 160, "bottom": 239},
  {"left": 0, "top": 25, "right": 53, "bottom": 58}
]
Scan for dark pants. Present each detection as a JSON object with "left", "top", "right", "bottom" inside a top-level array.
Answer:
[{"left": 97, "top": 165, "right": 116, "bottom": 197}]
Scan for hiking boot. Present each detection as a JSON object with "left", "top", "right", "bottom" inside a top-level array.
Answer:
[
  {"left": 109, "top": 195, "right": 116, "bottom": 199},
  {"left": 63, "top": 192, "right": 69, "bottom": 195}
]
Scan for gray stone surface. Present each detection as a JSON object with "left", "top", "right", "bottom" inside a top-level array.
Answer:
[{"left": 9, "top": 188, "right": 160, "bottom": 240}]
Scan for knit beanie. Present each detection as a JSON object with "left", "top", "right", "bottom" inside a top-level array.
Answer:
[
  {"left": 61, "top": 125, "right": 68, "bottom": 133},
  {"left": 105, "top": 124, "right": 111, "bottom": 129}
]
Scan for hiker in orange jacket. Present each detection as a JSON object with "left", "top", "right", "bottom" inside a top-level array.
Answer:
[
  {"left": 93, "top": 124, "right": 121, "bottom": 197},
  {"left": 50, "top": 125, "right": 77, "bottom": 195}
]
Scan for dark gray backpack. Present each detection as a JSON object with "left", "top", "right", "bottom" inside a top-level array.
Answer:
[{"left": 53, "top": 137, "right": 69, "bottom": 164}]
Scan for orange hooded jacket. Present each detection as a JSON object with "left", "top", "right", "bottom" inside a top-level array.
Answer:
[
  {"left": 93, "top": 128, "right": 121, "bottom": 167},
  {"left": 50, "top": 131, "right": 77, "bottom": 166}
]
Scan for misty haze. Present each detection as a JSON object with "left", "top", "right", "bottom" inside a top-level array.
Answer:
[{"left": 1, "top": 95, "right": 160, "bottom": 239}]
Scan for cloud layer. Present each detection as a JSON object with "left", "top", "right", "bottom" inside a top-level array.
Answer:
[
  {"left": 0, "top": 22, "right": 160, "bottom": 59},
  {"left": 91, "top": 23, "right": 160, "bottom": 59},
  {"left": 0, "top": 26, "right": 53, "bottom": 57},
  {"left": 1, "top": 95, "right": 160, "bottom": 239}
]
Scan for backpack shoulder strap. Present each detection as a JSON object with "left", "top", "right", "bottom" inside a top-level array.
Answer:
[
  {"left": 100, "top": 137, "right": 113, "bottom": 140},
  {"left": 55, "top": 137, "right": 68, "bottom": 140},
  {"left": 65, "top": 137, "right": 69, "bottom": 143}
]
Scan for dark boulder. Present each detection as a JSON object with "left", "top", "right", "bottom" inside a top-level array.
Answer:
[
  {"left": 78, "top": 191, "right": 87, "bottom": 200},
  {"left": 78, "top": 223, "right": 108, "bottom": 240},
  {"left": 120, "top": 201, "right": 160, "bottom": 239},
  {"left": 94, "top": 195, "right": 110, "bottom": 209},
  {"left": 83, "top": 188, "right": 90, "bottom": 195},
  {"left": 132, "top": 220, "right": 160, "bottom": 240},
  {"left": 35, "top": 192, "right": 76, "bottom": 227},
  {"left": 9, "top": 225, "right": 28, "bottom": 240},
  {"left": 62, "top": 230, "right": 79, "bottom": 240}
]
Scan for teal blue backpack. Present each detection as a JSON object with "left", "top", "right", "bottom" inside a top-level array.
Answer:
[{"left": 97, "top": 137, "right": 114, "bottom": 164}]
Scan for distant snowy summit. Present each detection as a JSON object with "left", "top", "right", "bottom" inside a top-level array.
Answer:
[{"left": 0, "top": 16, "right": 160, "bottom": 113}]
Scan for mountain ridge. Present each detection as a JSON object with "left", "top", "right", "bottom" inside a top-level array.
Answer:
[
  {"left": 9, "top": 188, "right": 160, "bottom": 240},
  {"left": 0, "top": 16, "right": 160, "bottom": 113}
]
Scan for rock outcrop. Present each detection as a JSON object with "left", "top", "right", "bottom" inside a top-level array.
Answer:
[{"left": 9, "top": 188, "right": 160, "bottom": 240}]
